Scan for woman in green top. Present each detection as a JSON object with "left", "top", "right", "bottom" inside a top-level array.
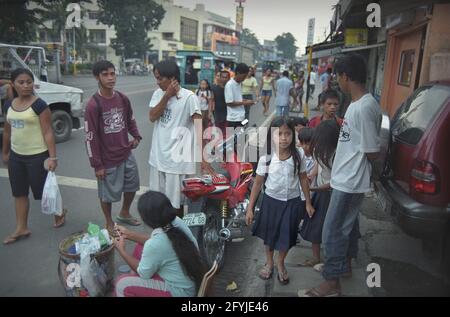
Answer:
[
  {"left": 241, "top": 66, "right": 259, "bottom": 121},
  {"left": 260, "top": 68, "right": 276, "bottom": 116},
  {"left": 2, "top": 68, "right": 63, "bottom": 245},
  {"left": 114, "top": 191, "right": 206, "bottom": 297}
]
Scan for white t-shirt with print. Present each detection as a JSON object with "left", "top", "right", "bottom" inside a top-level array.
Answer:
[
  {"left": 225, "top": 78, "right": 245, "bottom": 122},
  {"left": 148, "top": 87, "right": 201, "bottom": 175},
  {"left": 195, "top": 89, "right": 211, "bottom": 111},
  {"left": 256, "top": 150, "right": 306, "bottom": 202},
  {"left": 331, "top": 93, "right": 382, "bottom": 193}
]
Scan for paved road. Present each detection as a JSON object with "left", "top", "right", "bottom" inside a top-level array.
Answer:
[{"left": 1, "top": 75, "right": 448, "bottom": 297}]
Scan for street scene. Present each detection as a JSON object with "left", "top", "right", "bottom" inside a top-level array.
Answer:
[{"left": 0, "top": 0, "right": 450, "bottom": 299}]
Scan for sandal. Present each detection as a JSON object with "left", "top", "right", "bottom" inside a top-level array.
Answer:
[
  {"left": 277, "top": 269, "right": 290, "bottom": 285},
  {"left": 258, "top": 264, "right": 273, "bottom": 280},
  {"left": 54, "top": 209, "right": 68, "bottom": 228},
  {"left": 299, "top": 259, "right": 320, "bottom": 267},
  {"left": 3, "top": 231, "right": 31, "bottom": 245},
  {"left": 298, "top": 287, "right": 341, "bottom": 297},
  {"left": 116, "top": 215, "right": 141, "bottom": 226}
]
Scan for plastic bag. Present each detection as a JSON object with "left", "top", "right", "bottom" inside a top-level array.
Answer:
[
  {"left": 80, "top": 255, "right": 107, "bottom": 297},
  {"left": 41, "top": 171, "right": 63, "bottom": 216}
]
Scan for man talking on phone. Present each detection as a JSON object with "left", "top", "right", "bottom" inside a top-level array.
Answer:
[{"left": 148, "top": 60, "right": 213, "bottom": 217}]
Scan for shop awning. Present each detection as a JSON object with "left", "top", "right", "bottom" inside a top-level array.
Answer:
[{"left": 340, "top": 42, "right": 386, "bottom": 52}]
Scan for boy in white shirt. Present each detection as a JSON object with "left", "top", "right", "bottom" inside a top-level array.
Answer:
[{"left": 300, "top": 53, "right": 382, "bottom": 297}]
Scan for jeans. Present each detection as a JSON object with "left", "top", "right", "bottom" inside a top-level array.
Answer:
[
  {"left": 276, "top": 105, "right": 289, "bottom": 117},
  {"left": 322, "top": 189, "right": 363, "bottom": 281},
  {"left": 243, "top": 94, "right": 253, "bottom": 121}
]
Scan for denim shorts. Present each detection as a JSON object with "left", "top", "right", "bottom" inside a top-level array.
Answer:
[{"left": 261, "top": 90, "right": 272, "bottom": 97}]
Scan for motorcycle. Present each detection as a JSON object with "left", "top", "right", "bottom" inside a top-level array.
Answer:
[{"left": 182, "top": 120, "right": 255, "bottom": 270}]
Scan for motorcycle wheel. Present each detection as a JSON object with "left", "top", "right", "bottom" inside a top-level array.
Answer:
[{"left": 194, "top": 204, "right": 226, "bottom": 271}]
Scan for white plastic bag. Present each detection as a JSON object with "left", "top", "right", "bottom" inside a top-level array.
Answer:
[{"left": 41, "top": 171, "right": 63, "bottom": 216}]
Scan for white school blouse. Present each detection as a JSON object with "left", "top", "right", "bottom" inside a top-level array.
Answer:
[{"left": 256, "top": 150, "right": 306, "bottom": 201}]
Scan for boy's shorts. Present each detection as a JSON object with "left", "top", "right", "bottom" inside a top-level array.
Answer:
[{"left": 98, "top": 154, "right": 140, "bottom": 203}]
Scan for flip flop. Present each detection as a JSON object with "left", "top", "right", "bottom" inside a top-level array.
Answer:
[
  {"left": 3, "top": 232, "right": 31, "bottom": 245},
  {"left": 298, "top": 287, "right": 341, "bottom": 297},
  {"left": 54, "top": 209, "right": 68, "bottom": 228},
  {"left": 258, "top": 265, "right": 273, "bottom": 280},
  {"left": 277, "top": 269, "right": 290, "bottom": 285},
  {"left": 116, "top": 215, "right": 141, "bottom": 226},
  {"left": 299, "top": 259, "right": 320, "bottom": 267}
]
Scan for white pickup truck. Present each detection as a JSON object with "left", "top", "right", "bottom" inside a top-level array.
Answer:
[{"left": 0, "top": 43, "right": 84, "bottom": 143}]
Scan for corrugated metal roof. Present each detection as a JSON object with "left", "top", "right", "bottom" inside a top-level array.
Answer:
[{"left": 207, "top": 11, "right": 234, "bottom": 27}]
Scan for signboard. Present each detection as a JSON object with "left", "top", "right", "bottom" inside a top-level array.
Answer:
[
  {"left": 236, "top": 6, "right": 244, "bottom": 32},
  {"left": 345, "top": 28, "right": 368, "bottom": 47},
  {"left": 307, "top": 18, "right": 315, "bottom": 46}
]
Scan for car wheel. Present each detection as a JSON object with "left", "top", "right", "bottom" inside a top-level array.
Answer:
[{"left": 51, "top": 110, "right": 73, "bottom": 143}]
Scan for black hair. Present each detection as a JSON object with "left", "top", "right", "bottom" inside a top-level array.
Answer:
[
  {"left": 310, "top": 120, "right": 340, "bottom": 169},
  {"left": 235, "top": 63, "right": 249, "bottom": 75},
  {"left": 11, "top": 68, "right": 35, "bottom": 98},
  {"left": 154, "top": 60, "right": 181, "bottom": 83},
  {"left": 137, "top": 191, "right": 206, "bottom": 291},
  {"left": 196, "top": 79, "right": 212, "bottom": 96},
  {"left": 334, "top": 53, "right": 367, "bottom": 84},
  {"left": 319, "top": 89, "right": 340, "bottom": 105},
  {"left": 92, "top": 60, "right": 115, "bottom": 77},
  {"left": 282, "top": 70, "right": 289, "bottom": 77},
  {"left": 298, "top": 127, "right": 313, "bottom": 144},
  {"left": 291, "top": 116, "right": 309, "bottom": 127},
  {"left": 267, "top": 116, "right": 302, "bottom": 176}
]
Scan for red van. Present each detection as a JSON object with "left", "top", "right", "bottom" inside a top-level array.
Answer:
[{"left": 379, "top": 80, "right": 450, "bottom": 270}]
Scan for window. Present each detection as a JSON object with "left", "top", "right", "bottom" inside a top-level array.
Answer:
[
  {"left": 398, "top": 50, "right": 415, "bottom": 86},
  {"left": 162, "top": 32, "right": 174, "bottom": 40},
  {"left": 392, "top": 85, "right": 450, "bottom": 145},
  {"left": 88, "top": 11, "right": 99, "bottom": 20},
  {"left": 89, "top": 30, "right": 106, "bottom": 44},
  {"left": 180, "top": 17, "right": 198, "bottom": 46}
]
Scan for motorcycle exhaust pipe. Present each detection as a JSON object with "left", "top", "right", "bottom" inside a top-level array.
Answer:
[{"left": 219, "top": 227, "right": 244, "bottom": 241}]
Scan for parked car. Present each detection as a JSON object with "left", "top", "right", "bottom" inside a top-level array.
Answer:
[
  {"left": 378, "top": 80, "right": 450, "bottom": 272},
  {"left": 0, "top": 43, "right": 84, "bottom": 143}
]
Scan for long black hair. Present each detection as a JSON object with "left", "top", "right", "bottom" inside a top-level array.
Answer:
[
  {"left": 310, "top": 120, "right": 340, "bottom": 169},
  {"left": 266, "top": 116, "right": 302, "bottom": 175},
  {"left": 11, "top": 68, "right": 35, "bottom": 98},
  {"left": 137, "top": 191, "right": 206, "bottom": 291}
]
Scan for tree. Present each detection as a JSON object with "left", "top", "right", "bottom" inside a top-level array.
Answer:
[
  {"left": 275, "top": 32, "right": 298, "bottom": 61},
  {"left": 97, "top": 0, "right": 165, "bottom": 59},
  {"left": 0, "top": 0, "right": 41, "bottom": 44},
  {"left": 240, "top": 28, "right": 260, "bottom": 48}
]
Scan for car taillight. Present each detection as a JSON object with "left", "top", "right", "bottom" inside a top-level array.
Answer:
[{"left": 410, "top": 161, "right": 439, "bottom": 194}]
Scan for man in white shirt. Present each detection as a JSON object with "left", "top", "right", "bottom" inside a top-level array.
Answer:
[
  {"left": 148, "top": 60, "right": 212, "bottom": 216},
  {"left": 301, "top": 53, "right": 382, "bottom": 297},
  {"left": 225, "top": 63, "right": 254, "bottom": 129}
]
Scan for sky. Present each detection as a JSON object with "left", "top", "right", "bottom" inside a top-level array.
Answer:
[{"left": 173, "top": 0, "right": 338, "bottom": 56}]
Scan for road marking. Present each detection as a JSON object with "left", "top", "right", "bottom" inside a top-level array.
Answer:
[{"left": 0, "top": 168, "right": 150, "bottom": 196}]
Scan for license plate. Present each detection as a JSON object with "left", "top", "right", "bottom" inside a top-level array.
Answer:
[{"left": 183, "top": 212, "right": 207, "bottom": 227}]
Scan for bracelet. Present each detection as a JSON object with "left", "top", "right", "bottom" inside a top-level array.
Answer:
[{"left": 48, "top": 157, "right": 58, "bottom": 161}]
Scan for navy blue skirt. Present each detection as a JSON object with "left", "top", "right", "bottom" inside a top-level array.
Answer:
[
  {"left": 300, "top": 190, "right": 332, "bottom": 243},
  {"left": 252, "top": 193, "right": 305, "bottom": 252}
]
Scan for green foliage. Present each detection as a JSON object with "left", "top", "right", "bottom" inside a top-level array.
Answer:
[
  {"left": 97, "top": 0, "right": 165, "bottom": 59},
  {"left": 0, "top": 0, "right": 41, "bottom": 44},
  {"left": 275, "top": 32, "right": 298, "bottom": 61}
]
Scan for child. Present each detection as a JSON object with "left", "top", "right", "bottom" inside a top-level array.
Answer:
[
  {"left": 195, "top": 79, "right": 214, "bottom": 132},
  {"left": 114, "top": 191, "right": 206, "bottom": 297},
  {"left": 299, "top": 120, "right": 339, "bottom": 269},
  {"left": 308, "top": 89, "right": 343, "bottom": 128},
  {"left": 246, "top": 116, "right": 314, "bottom": 285},
  {"left": 298, "top": 128, "right": 317, "bottom": 186}
]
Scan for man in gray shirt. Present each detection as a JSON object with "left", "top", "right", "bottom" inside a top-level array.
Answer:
[{"left": 275, "top": 71, "right": 297, "bottom": 117}]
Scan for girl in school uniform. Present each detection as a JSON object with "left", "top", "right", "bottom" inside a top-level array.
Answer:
[
  {"left": 299, "top": 120, "right": 340, "bottom": 268},
  {"left": 246, "top": 116, "right": 314, "bottom": 285}
]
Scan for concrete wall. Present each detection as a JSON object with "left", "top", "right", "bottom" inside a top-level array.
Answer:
[{"left": 419, "top": 3, "right": 450, "bottom": 83}]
